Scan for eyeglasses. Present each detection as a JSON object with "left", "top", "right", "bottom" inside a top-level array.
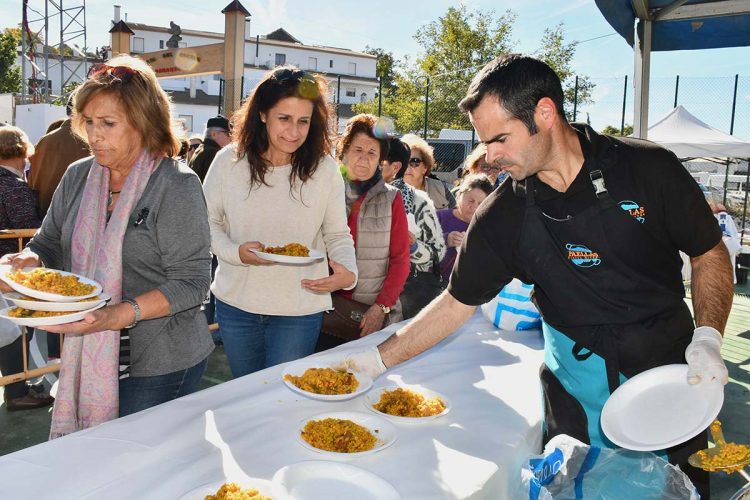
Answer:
[
  {"left": 408, "top": 157, "right": 423, "bottom": 166},
  {"left": 272, "top": 68, "right": 319, "bottom": 99},
  {"left": 479, "top": 163, "right": 502, "bottom": 173},
  {"left": 87, "top": 63, "right": 137, "bottom": 83}
]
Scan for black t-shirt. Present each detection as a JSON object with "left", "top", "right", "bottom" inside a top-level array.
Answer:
[{"left": 449, "top": 124, "right": 722, "bottom": 307}]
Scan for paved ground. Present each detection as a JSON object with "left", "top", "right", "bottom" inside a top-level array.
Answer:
[{"left": 1, "top": 291, "right": 748, "bottom": 498}]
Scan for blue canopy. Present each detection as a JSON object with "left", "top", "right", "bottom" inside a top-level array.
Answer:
[{"left": 595, "top": 0, "right": 750, "bottom": 51}]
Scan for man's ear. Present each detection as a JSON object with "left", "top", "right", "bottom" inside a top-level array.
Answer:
[{"left": 536, "top": 97, "right": 558, "bottom": 129}]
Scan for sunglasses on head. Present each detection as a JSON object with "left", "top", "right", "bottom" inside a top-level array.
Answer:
[
  {"left": 87, "top": 63, "right": 137, "bottom": 83},
  {"left": 408, "top": 157, "right": 424, "bottom": 166},
  {"left": 272, "top": 68, "right": 319, "bottom": 98}
]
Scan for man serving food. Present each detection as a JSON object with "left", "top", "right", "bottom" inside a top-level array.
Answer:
[{"left": 338, "top": 54, "right": 733, "bottom": 497}]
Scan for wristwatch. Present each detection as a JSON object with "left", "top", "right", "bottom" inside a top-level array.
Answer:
[
  {"left": 122, "top": 298, "right": 141, "bottom": 329},
  {"left": 376, "top": 303, "right": 391, "bottom": 314}
]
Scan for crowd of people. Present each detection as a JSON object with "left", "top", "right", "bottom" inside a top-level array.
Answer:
[{"left": 0, "top": 52, "right": 735, "bottom": 498}]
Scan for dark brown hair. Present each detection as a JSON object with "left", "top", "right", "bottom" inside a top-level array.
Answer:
[
  {"left": 336, "top": 114, "right": 388, "bottom": 164},
  {"left": 233, "top": 66, "right": 332, "bottom": 188}
]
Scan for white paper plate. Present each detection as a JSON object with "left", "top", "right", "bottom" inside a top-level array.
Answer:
[
  {"left": 0, "top": 302, "right": 106, "bottom": 327},
  {"left": 177, "top": 478, "right": 273, "bottom": 500},
  {"left": 272, "top": 461, "right": 401, "bottom": 500},
  {"left": 250, "top": 248, "right": 324, "bottom": 264},
  {"left": 297, "top": 411, "right": 397, "bottom": 459},
  {"left": 282, "top": 360, "right": 372, "bottom": 401},
  {"left": 3, "top": 291, "right": 111, "bottom": 312},
  {"left": 0, "top": 265, "right": 103, "bottom": 302},
  {"left": 601, "top": 364, "right": 724, "bottom": 451},
  {"left": 363, "top": 385, "right": 451, "bottom": 423}
]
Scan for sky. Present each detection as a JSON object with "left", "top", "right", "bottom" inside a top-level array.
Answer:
[{"left": 3, "top": 0, "right": 750, "bottom": 138}]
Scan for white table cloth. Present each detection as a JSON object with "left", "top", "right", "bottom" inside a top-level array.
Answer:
[{"left": 0, "top": 312, "right": 544, "bottom": 500}]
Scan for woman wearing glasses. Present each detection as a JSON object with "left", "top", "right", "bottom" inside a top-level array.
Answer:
[
  {"left": 0, "top": 55, "right": 214, "bottom": 435},
  {"left": 203, "top": 66, "right": 357, "bottom": 378},
  {"left": 401, "top": 134, "right": 456, "bottom": 210},
  {"left": 461, "top": 142, "right": 507, "bottom": 188}
]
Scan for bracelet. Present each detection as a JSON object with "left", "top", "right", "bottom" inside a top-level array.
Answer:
[{"left": 122, "top": 298, "right": 141, "bottom": 329}]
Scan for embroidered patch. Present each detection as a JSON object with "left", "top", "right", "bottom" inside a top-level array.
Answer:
[
  {"left": 618, "top": 200, "right": 645, "bottom": 223},
  {"left": 566, "top": 243, "right": 601, "bottom": 268}
]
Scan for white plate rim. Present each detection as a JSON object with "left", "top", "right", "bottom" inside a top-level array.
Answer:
[
  {"left": 0, "top": 302, "right": 106, "bottom": 327},
  {"left": 176, "top": 477, "right": 273, "bottom": 500},
  {"left": 250, "top": 248, "right": 324, "bottom": 264},
  {"left": 296, "top": 411, "right": 397, "bottom": 459},
  {"left": 363, "top": 385, "right": 452, "bottom": 423},
  {"left": 3, "top": 291, "right": 111, "bottom": 312},
  {"left": 0, "top": 266, "right": 103, "bottom": 302},
  {"left": 601, "top": 364, "right": 724, "bottom": 451},
  {"left": 271, "top": 460, "right": 401, "bottom": 500},
  {"left": 282, "top": 360, "right": 373, "bottom": 401}
]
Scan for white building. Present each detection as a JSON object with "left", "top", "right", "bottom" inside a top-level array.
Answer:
[
  {"left": 15, "top": 14, "right": 378, "bottom": 137},
  {"left": 127, "top": 21, "right": 378, "bottom": 134}
]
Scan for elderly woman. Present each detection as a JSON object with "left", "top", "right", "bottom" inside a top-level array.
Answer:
[
  {"left": 401, "top": 133, "right": 456, "bottom": 210},
  {"left": 437, "top": 173, "right": 494, "bottom": 281},
  {"left": 334, "top": 114, "right": 410, "bottom": 336},
  {"left": 0, "top": 126, "right": 54, "bottom": 411},
  {"left": 204, "top": 66, "right": 356, "bottom": 378},
  {"left": 0, "top": 55, "right": 214, "bottom": 435},
  {"left": 461, "top": 142, "right": 507, "bottom": 188}
]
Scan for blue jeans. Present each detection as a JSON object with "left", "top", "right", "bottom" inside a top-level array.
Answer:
[
  {"left": 119, "top": 357, "right": 208, "bottom": 417},
  {"left": 216, "top": 299, "right": 324, "bottom": 378}
]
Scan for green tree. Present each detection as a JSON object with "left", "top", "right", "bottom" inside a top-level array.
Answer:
[
  {"left": 601, "top": 124, "right": 633, "bottom": 136},
  {"left": 0, "top": 28, "right": 21, "bottom": 94},
  {"left": 354, "top": 6, "right": 594, "bottom": 137},
  {"left": 537, "top": 23, "right": 594, "bottom": 121},
  {"left": 365, "top": 46, "right": 397, "bottom": 93}
]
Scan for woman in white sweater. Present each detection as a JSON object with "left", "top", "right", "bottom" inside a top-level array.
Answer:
[{"left": 203, "top": 66, "right": 357, "bottom": 377}]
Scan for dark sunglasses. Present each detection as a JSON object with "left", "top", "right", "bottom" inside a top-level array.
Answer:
[
  {"left": 87, "top": 63, "right": 137, "bottom": 83},
  {"left": 272, "top": 68, "right": 319, "bottom": 98},
  {"left": 408, "top": 157, "right": 424, "bottom": 166},
  {"left": 189, "top": 143, "right": 200, "bottom": 150}
]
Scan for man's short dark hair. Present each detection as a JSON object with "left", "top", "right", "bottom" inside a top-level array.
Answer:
[
  {"left": 458, "top": 54, "right": 566, "bottom": 134},
  {"left": 386, "top": 137, "right": 410, "bottom": 178}
]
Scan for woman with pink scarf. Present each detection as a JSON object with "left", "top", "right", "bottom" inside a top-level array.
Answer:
[{"left": 0, "top": 55, "right": 213, "bottom": 438}]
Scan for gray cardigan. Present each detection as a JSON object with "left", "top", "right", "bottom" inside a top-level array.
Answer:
[{"left": 29, "top": 156, "right": 214, "bottom": 377}]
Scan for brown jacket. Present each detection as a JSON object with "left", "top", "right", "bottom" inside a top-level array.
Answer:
[{"left": 28, "top": 119, "right": 90, "bottom": 216}]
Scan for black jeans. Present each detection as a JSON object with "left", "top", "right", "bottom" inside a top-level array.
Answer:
[{"left": 0, "top": 330, "right": 33, "bottom": 399}]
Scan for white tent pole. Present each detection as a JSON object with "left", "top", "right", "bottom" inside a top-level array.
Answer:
[{"left": 634, "top": 18, "right": 652, "bottom": 139}]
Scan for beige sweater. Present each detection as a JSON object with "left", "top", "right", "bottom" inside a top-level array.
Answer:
[{"left": 203, "top": 147, "right": 357, "bottom": 316}]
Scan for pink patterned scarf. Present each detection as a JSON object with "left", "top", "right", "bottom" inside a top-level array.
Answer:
[{"left": 50, "top": 151, "right": 159, "bottom": 439}]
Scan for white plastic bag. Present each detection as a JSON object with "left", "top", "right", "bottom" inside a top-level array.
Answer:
[
  {"left": 480, "top": 278, "right": 541, "bottom": 331},
  {"left": 0, "top": 293, "right": 22, "bottom": 348},
  {"left": 519, "top": 435, "right": 698, "bottom": 500}
]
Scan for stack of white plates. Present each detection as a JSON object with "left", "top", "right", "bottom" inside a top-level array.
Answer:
[{"left": 0, "top": 266, "right": 107, "bottom": 326}]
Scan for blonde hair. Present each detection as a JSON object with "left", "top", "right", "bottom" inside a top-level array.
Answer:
[
  {"left": 400, "top": 133, "right": 435, "bottom": 173},
  {"left": 464, "top": 142, "right": 487, "bottom": 174},
  {"left": 72, "top": 54, "right": 180, "bottom": 157},
  {"left": 0, "top": 126, "right": 34, "bottom": 160}
]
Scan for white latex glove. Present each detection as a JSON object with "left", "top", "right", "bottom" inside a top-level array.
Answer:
[
  {"left": 685, "top": 326, "right": 728, "bottom": 385},
  {"left": 333, "top": 347, "right": 387, "bottom": 380}
]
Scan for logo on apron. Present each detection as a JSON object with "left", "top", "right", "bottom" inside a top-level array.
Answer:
[
  {"left": 565, "top": 243, "right": 601, "bottom": 267},
  {"left": 618, "top": 200, "right": 646, "bottom": 223}
]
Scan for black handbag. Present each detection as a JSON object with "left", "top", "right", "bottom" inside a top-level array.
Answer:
[
  {"left": 400, "top": 253, "right": 445, "bottom": 320},
  {"left": 320, "top": 294, "right": 370, "bottom": 341}
]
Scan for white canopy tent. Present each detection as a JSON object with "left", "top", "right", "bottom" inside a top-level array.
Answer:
[{"left": 647, "top": 105, "right": 750, "bottom": 159}]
